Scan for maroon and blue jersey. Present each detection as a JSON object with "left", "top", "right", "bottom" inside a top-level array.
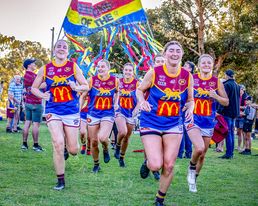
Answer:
[
  {"left": 140, "top": 65, "right": 190, "bottom": 130},
  {"left": 193, "top": 73, "right": 219, "bottom": 129},
  {"left": 44, "top": 60, "right": 79, "bottom": 115},
  {"left": 117, "top": 78, "right": 138, "bottom": 118},
  {"left": 80, "top": 95, "right": 89, "bottom": 120},
  {"left": 87, "top": 75, "right": 118, "bottom": 118}
]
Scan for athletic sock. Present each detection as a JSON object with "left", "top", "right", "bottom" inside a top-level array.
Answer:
[
  {"left": 190, "top": 161, "right": 197, "bottom": 170},
  {"left": 116, "top": 144, "right": 121, "bottom": 150},
  {"left": 155, "top": 190, "right": 166, "bottom": 204},
  {"left": 94, "top": 160, "right": 99, "bottom": 166},
  {"left": 57, "top": 174, "right": 65, "bottom": 184},
  {"left": 33, "top": 143, "right": 39, "bottom": 147},
  {"left": 120, "top": 153, "right": 125, "bottom": 160},
  {"left": 23, "top": 142, "right": 28, "bottom": 147}
]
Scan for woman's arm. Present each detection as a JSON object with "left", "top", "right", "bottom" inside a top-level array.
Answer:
[
  {"left": 69, "top": 65, "right": 89, "bottom": 92},
  {"left": 136, "top": 70, "right": 153, "bottom": 112},
  {"left": 31, "top": 67, "right": 50, "bottom": 101},
  {"left": 210, "top": 80, "right": 229, "bottom": 106}
]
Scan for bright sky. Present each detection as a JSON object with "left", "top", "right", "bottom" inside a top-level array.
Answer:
[{"left": 0, "top": 0, "right": 162, "bottom": 49}]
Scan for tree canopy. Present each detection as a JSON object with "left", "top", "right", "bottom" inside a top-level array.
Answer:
[{"left": 0, "top": 34, "right": 50, "bottom": 107}]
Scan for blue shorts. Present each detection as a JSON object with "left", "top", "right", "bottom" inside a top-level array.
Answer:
[{"left": 235, "top": 117, "right": 244, "bottom": 129}]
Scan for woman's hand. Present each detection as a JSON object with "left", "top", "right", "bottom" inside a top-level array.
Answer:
[
  {"left": 41, "top": 91, "right": 50, "bottom": 101},
  {"left": 140, "top": 101, "right": 152, "bottom": 112}
]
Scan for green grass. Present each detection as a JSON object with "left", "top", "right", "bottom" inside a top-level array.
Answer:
[{"left": 0, "top": 121, "right": 258, "bottom": 206}]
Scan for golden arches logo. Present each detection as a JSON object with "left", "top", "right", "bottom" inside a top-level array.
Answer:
[
  {"left": 95, "top": 97, "right": 112, "bottom": 110},
  {"left": 120, "top": 97, "right": 133, "bottom": 109},
  {"left": 52, "top": 86, "right": 72, "bottom": 103},
  {"left": 194, "top": 99, "right": 211, "bottom": 116},
  {"left": 157, "top": 101, "right": 179, "bottom": 116}
]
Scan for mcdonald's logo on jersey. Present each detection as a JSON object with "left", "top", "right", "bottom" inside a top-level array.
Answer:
[
  {"left": 194, "top": 98, "right": 212, "bottom": 116},
  {"left": 157, "top": 100, "right": 179, "bottom": 116},
  {"left": 120, "top": 97, "right": 133, "bottom": 109},
  {"left": 95, "top": 96, "right": 112, "bottom": 110},
  {"left": 50, "top": 86, "right": 73, "bottom": 103}
]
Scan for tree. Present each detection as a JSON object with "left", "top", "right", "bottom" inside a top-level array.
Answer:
[
  {"left": 0, "top": 34, "right": 50, "bottom": 108},
  {"left": 146, "top": 0, "right": 258, "bottom": 99}
]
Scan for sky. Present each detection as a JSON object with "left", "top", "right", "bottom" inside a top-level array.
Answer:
[{"left": 0, "top": 0, "right": 162, "bottom": 49}]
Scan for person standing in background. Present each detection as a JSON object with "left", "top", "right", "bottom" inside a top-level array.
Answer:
[
  {"left": 218, "top": 69, "right": 240, "bottom": 159},
  {"left": 21, "top": 59, "right": 45, "bottom": 152},
  {"left": 8, "top": 75, "right": 24, "bottom": 132}
]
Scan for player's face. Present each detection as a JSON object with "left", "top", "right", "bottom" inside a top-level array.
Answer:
[
  {"left": 164, "top": 44, "right": 183, "bottom": 67},
  {"left": 123, "top": 65, "right": 134, "bottom": 79},
  {"left": 54, "top": 40, "right": 69, "bottom": 60},
  {"left": 154, "top": 56, "right": 165, "bottom": 67},
  {"left": 183, "top": 63, "right": 192, "bottom": 72},
  {"left": 97, "top": 61, "right": 109, "bottom": 77},
  {"left": 199, "top": 56, "right": 213, "bottom": 74}
]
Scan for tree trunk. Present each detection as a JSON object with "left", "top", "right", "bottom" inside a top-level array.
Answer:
[{"left": 196, "top": 0, "right": 205, "bottom": 54}]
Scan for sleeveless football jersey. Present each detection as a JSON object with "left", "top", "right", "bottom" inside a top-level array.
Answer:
[
  {"left": 193, "top": 73, "right": 219, "bottom": 129},
  {"left": 118, "top": 78, "right": 138, "bottom": 118},
  {"left": 140, "top": 65, "right": 190, "bottom": 130},
  {"left": 87, "top": 74, "right": 118, "bottom": 118},
  {"left": 44, "top": 60, "right": 79, "bottom": 115}
]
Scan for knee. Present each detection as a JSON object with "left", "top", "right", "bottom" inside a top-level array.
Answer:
[
  {"left": 52, "top": 139, "right": 64, "bottom": 154},
  {"left": 98, "top": 134, "right": 108, "bottom": 143},
  {"left": 163, "top": 162, "right": 175, "bottom": 175},
  {"left": 68, "top": 145, "right": 79, "bottom": 155},
  {"left": 148, "top": 161, "right": 162, "bottom": 172},
  {"left": 195, "top": 146, "right": 205, "bottom": 156},
  {"left": 118, "top": 129, "right": 127, "bottom": 138}
]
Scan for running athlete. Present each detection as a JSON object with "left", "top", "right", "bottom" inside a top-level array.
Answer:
[
  {"left": 87, "top": 59, "right": 119, "bottom": 173},
  {"left": 31, "top": 40, "right": 89, "bottom": 190},
  {"left": 186, "top": 54, "right": 228, "bottom": 192},
  {"left": 79, "top": 92, "right": 91, "bottom": 155},
  {"left": 137, "top": 41, "right": 194, "bottom": 206},
  {"left": 140, "top": 54, "right": 165, "bottom": 180},
  {"left": 114, "top": 63, "right": 139, "bottom": 167}
]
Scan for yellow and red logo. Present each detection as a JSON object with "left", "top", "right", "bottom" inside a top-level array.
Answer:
[
  {"left": 194, "top": 98, "right": 212, "bottom": 116},
  {"left": 120, "top": 97, "right": 133, "bottom": 109},
  {"left": 50, "top": 86, "right": 73, "bottom": 103},
  {"left": 157, "top": 100, "right": 180, "bottom": 116},
  {"left": 95, "top": 96, "right": 112, "bottom": 110}
]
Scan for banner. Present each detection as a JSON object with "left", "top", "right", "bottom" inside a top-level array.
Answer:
[{"left": 63, "top": 0, "right": 147, "bottom": 36}]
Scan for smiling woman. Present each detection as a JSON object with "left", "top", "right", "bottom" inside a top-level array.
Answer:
[
  {"left": 136, "top": 40, "right": 194, "bottom": 206},
  {"left": 30, "top": 39, "right": 89, "bottom": 190}
]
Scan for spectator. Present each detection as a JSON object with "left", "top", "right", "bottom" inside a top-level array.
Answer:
[
  {"left": 8, "top": 75, "right": 24, "bottom": 132},
  {"left": 218, "top": 69, "right": 240, "bottom": 159},
  {"left": 235, "top": 85, "right": 248, "bottom": 152},
  {"left": 21, "top": 59, "right": 45, "bottom": 152},
  {"left": 6, "top": 92, "right": 16, "bottom": 132},
  {"left": 240, "top": 96, "right": 256, "bottom": 155}
]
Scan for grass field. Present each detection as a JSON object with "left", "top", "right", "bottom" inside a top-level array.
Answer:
[{"left": 0, "top": 121, "right": 258, "bottom": 206}]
